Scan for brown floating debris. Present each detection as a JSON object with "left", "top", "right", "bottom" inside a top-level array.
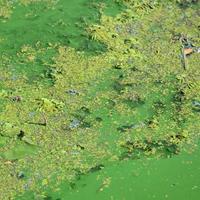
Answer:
[
  {"left": 183, "top": 47, "right": 193, "bottom": 56},
  {"left": 181, "top": 45, "right": 199, "bottom": 70},
  {"left": 179, "top": 35, "right": 193, "bottom": 70},
  {"left": 11, "top": 96, "right": 22, "bottom": 102}
]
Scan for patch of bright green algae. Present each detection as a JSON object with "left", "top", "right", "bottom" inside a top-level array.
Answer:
[
  {"left": 0, "top": 0, "right": 200, "bottom": 199},
  {"left": 0, "top": 142, "right": 38, "bottom": 160}
]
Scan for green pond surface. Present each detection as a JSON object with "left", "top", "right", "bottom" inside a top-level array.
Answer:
[
  {"left": 17, "top": 141, "right": 200, "bottom": 200},
  {"left": 44, "top": 144, "right": 200, "bottom": 200},
  {"left": 0, "top": 0, "right": 200, "bottom": 199}
]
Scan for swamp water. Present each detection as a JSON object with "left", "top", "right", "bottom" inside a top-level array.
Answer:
[{"left": 0, "top": 0, "right": 200, "bottom": 199}]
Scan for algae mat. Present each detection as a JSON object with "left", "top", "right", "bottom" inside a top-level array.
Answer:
[{"left": 0, "top": 0, "right": 200, "bottom": 200}]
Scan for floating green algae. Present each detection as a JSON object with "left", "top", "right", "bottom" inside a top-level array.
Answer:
[
  {"left": 0, "top": 141, "right": 38, "bottom": 160},
  {"left": 0, "top": 0, "right": 200, "bottom": 199}
]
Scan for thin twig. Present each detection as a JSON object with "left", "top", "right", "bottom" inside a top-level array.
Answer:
[
  {"left": 180, "top": 36, "right": 187, "bottom": 70},
  {"left": 181, "top": 46, "right": 187, "bottom": 70}
]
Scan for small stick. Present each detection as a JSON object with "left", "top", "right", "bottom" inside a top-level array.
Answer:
[
  {"left": 181, "top": 46, "right": 187, "bottom": 70},
  {"left": 26, "top": 121, "right": 46, "bottom": 126},
  {"left": 180, "top": 36, "right": 188, "bottom": 70}
]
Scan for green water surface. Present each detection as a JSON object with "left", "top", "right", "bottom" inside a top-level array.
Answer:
[{"left": 0, "top": 0, "right": 200, "bottom": 199}]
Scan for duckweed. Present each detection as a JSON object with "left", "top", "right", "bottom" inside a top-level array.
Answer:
[{"left": 0, "top": 0, "right": 200, "bottom": 199}]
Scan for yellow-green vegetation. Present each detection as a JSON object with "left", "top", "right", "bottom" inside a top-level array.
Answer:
[
  {"left": 0, "top": 0, "right": 13, "bottom": 19},
  {"left": 0, "top": 0, "right": 200, "bottom": 199}
]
